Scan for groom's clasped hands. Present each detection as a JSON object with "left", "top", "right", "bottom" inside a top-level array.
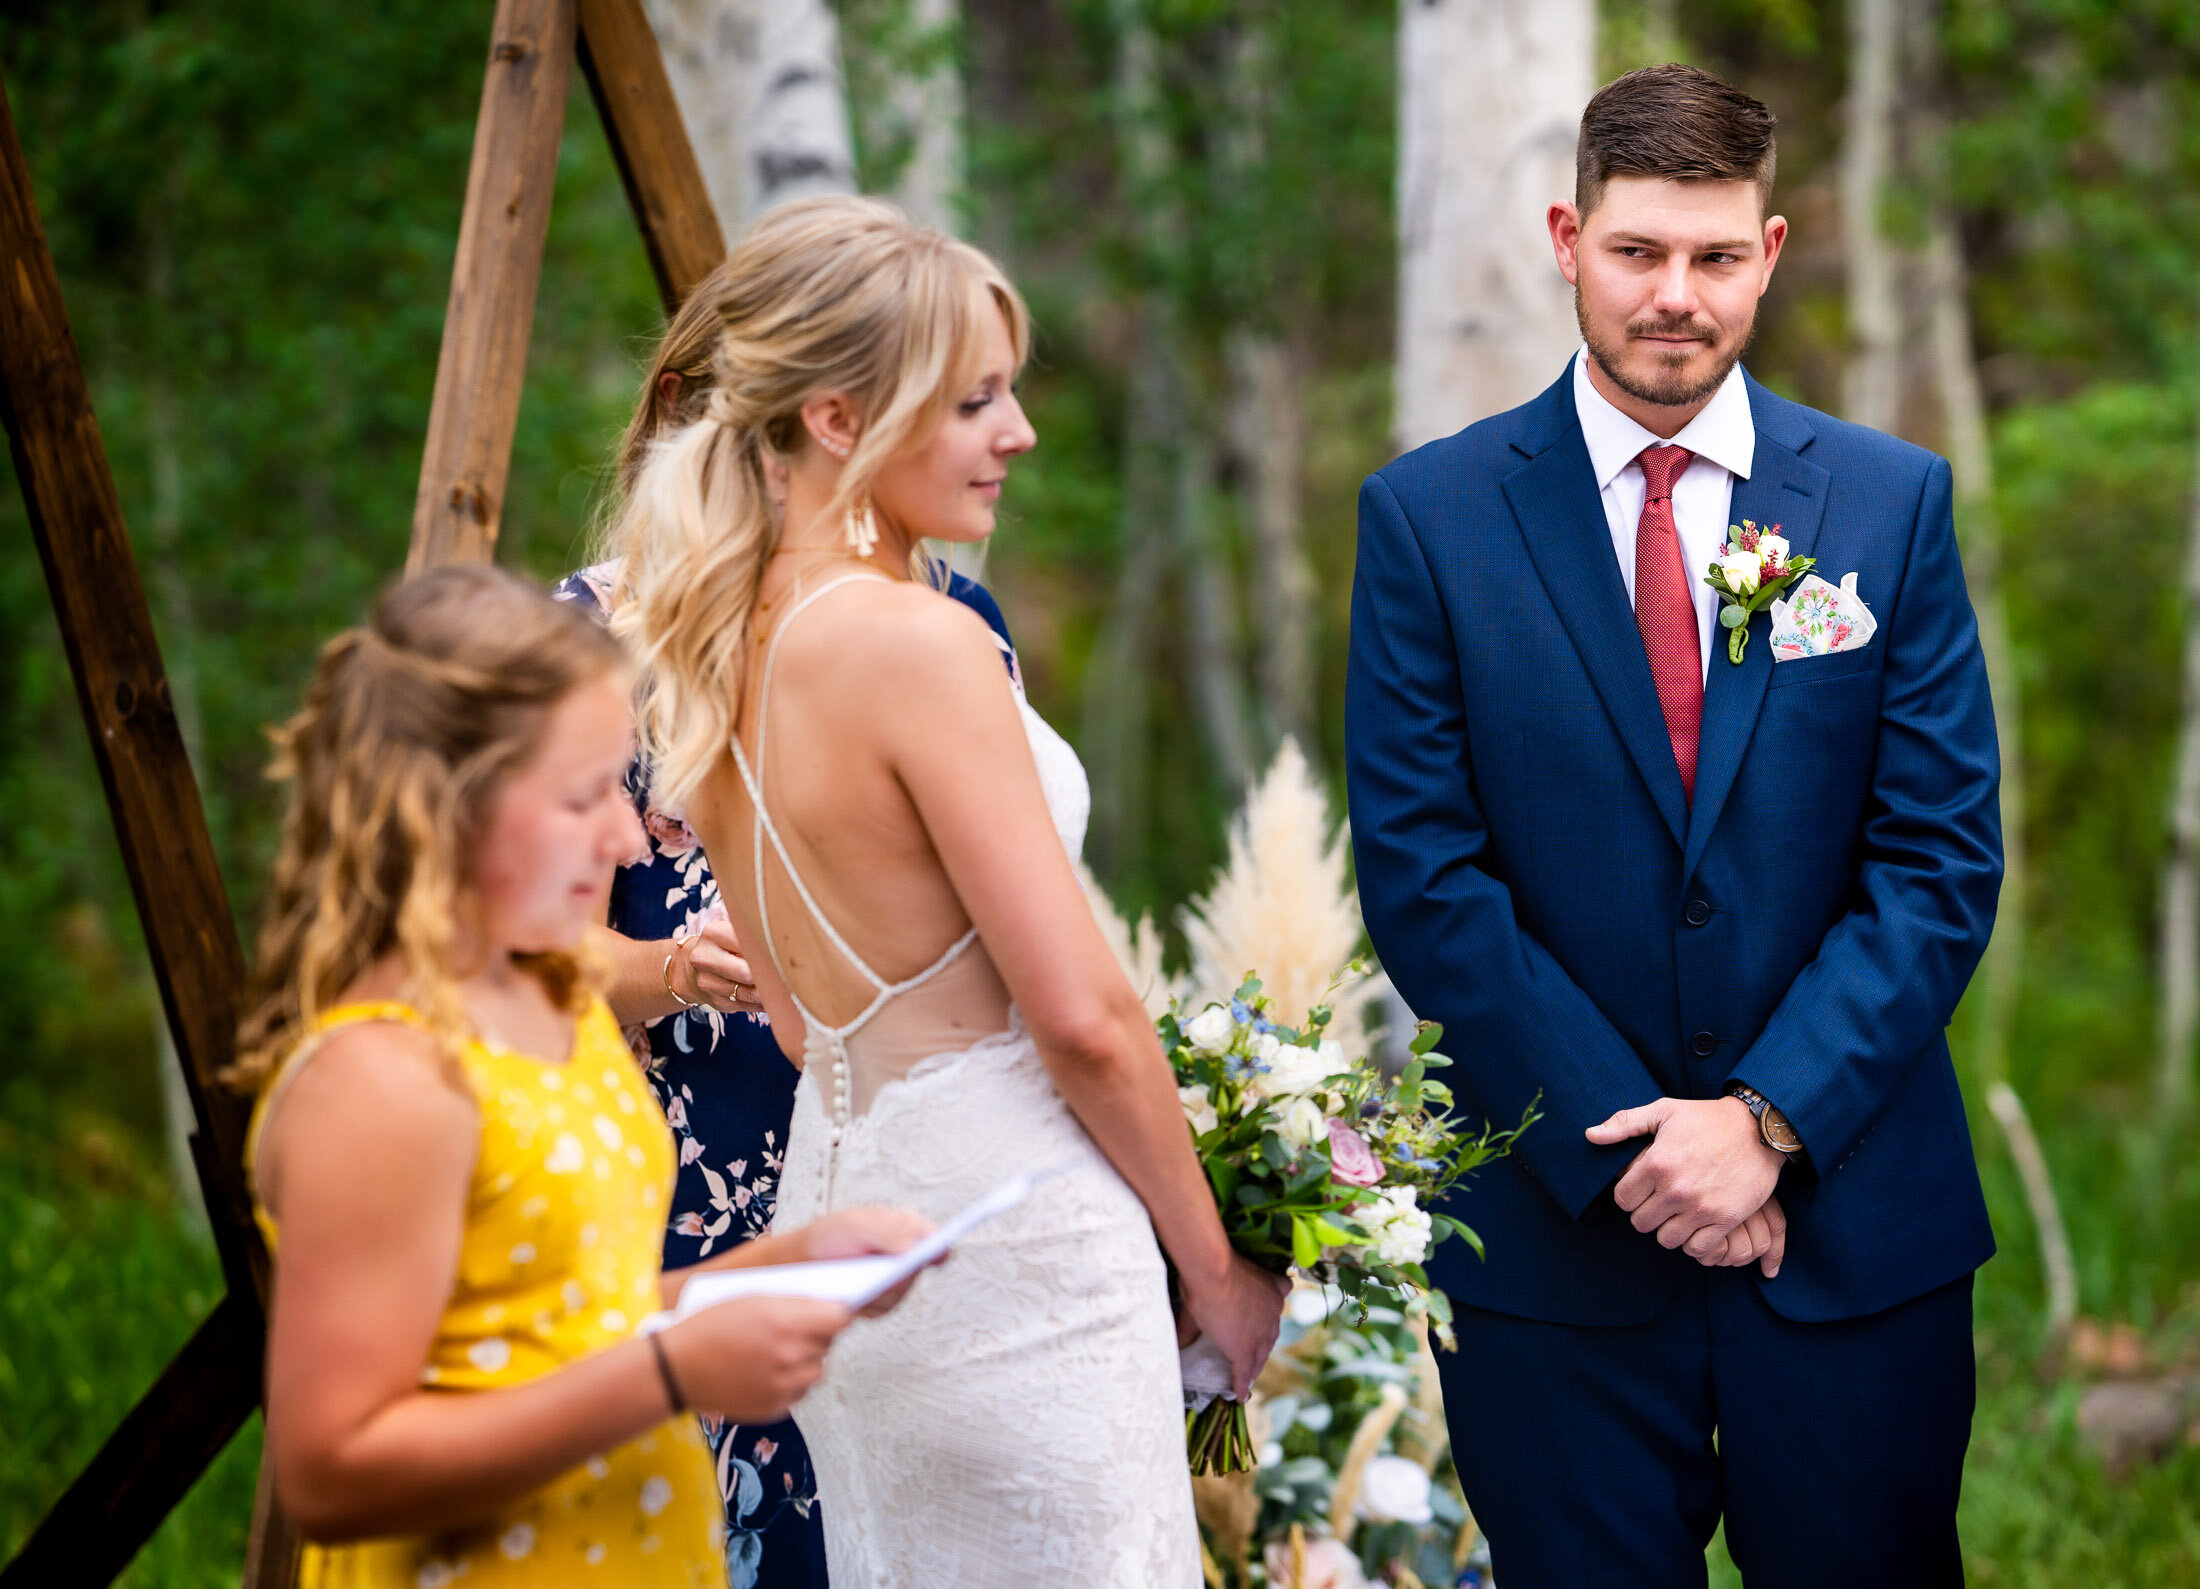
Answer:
[{"left": 1585, "top": 1097, "right": 1788, "bottom": 1277}]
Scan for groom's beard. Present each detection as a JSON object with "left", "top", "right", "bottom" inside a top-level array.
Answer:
[{"left": 1579, "top": 291, "right": 1756, "bottom": 410}]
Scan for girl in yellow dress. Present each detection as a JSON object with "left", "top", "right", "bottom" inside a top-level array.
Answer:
[{"left": 229, "top": 564, "right": 929, "bottom": 1588}]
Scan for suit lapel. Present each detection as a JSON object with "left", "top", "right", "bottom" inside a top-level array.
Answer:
[
  {"left": 1681, "top": 385, "right": 1831, "bottom": 879},
  {"left": 1504, "top": 393, "right": 1690, "bottom": 848}
]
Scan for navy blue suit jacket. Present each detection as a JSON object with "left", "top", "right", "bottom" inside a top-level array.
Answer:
[{"left": 1346, "top": 366, "right": 2000, "bottom": 1326}]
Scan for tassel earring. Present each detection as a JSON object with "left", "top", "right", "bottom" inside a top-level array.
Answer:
[{"left": 845, "top": 492, "right": 879, "bottom": 559}]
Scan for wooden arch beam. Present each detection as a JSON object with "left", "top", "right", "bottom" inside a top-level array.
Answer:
[
  {"left": 410, "top": 0, "right": 726, "bottom": 570},
  {"left": 2, "top": 0, "right": 724, "bottom": 1583},
  {"left": 0, "top": 67, "right": 288, "bottom": 1589}
]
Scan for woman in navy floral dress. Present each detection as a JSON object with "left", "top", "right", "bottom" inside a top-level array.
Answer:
[{"left": 556, "top": 264, "right": 1017, "bottom": 1589}]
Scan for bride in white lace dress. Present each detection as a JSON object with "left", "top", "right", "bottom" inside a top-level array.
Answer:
[{"left": 608, "top": 196, "right": 1288, "bottom": 1587}]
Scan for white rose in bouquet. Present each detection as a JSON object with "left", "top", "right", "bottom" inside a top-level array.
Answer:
[
  {"left": 1757, "top": 531, "right": 1790, "bottom": 567},
  {"left": 1365, "top": 1186, "right": 1432, "bottom": 1267},
  {"left": 1178, "top": 1083, "right": 1220, "bottom": 1137},
  {"left": 1259, "top": 1039, "right": 1337, "bottom": 1100},
  {"left": 1277, "top": 1095, "right": 1327, "bottom": 1149},
  {"left": 1717, "top": 549, "right": 1763, "bottom": 595},
  {"left": 1357, "top": 1453, "right": 1434, "bottom": 1526},
  {"left": 1184, "top": 1006, "right": 1236, "bottom": 1056}
]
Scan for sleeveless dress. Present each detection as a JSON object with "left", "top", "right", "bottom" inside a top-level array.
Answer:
[
  {"left": 731, "top": 575, "right": 1200, "bottom": 1587},
  {"left": 554, "top": 561, "right": 1021, "bottom": 1589},
  {"left": 244, "top": 998, "right": 725, "bottom": 1589}
]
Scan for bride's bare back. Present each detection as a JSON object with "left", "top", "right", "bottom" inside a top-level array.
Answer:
[{"left": 686, "top": 571, "right": 1081, "bottom": 1112}]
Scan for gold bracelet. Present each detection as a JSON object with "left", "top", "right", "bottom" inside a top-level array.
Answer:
[{"left": 662, "top": 937, "right": 702, "bottom": 1010}]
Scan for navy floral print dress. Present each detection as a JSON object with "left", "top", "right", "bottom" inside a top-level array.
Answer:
[{"left": 554, "top": 563, "right": 1016, "bottom": 1589}]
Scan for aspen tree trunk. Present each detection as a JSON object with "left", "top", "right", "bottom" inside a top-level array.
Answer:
[
  {"left": 1841, "top": 0, "right": 1902, "bottom": 434},
  {"left": 885, "top": 0, "right": 965, "bottom": 232},
  {"left": 1177, "top": 428, "right": 1254, "bottom": 792},
  {"left": 643, "top": 0, "right": 857, "bottom": 235},
  {"left": 2158, "top": 301, "right": 2200, "bottom": 1123},
  {"left": 1394, "top": 0, "right": 1592, "bottom": 451},
  {"left": 1220, "top": 13, "right": 1316, "bottom": 753},
  {"left": 1228, "top": 330, "right": 1315, "bottom": 751},
  {"left": 144, "top": 187, "right": 207, "bottom": 1225},
  {"left": 1082, "top": 1, "right": 1178, "bottom": 880},
  {"left": 1900, "top": 0, "right": 2071, "bottom": 1344},
  {"left": 1926, "top": 206, "right": 2075, "bottom": 1344},
  {"left": 1085, "top": 0, "right": 1254, "bottom": 872}
]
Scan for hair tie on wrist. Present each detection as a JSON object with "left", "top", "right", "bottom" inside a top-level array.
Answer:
[{"left": 649, "top": 1331, "right": 687, "bottom": 1415}]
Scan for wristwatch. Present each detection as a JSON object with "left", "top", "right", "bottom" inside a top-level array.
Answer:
[{"left": 1726, "top": 1083, "right": 1803, "bottom": 1156}]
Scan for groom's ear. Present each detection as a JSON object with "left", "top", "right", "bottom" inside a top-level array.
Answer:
[
  {"left": 1756, "top": 214, "right": 1791, "bottom": 291},
  {"left": 1548, "top": 201, "right": 1585, "bottom": 287}
]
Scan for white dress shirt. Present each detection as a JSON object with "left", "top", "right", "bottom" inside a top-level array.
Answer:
[{"left": 1571, "top": 347, "right": 1756, "bottom": 677}]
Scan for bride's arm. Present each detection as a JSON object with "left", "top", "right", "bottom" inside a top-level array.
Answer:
[{"left": 870, "top": 596, "right": 1288, "bottom": 1395}]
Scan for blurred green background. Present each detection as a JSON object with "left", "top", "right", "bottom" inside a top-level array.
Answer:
[{"left": 3, "top": 0, "right": 2198, "bottom": 1583}]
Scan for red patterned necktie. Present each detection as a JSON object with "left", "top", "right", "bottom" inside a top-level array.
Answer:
[{"left": 1634, "top": 444, "right": 1700, "bottom": 803}]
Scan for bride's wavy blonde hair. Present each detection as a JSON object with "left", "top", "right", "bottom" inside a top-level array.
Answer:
[
  {"left": 607, "top": 194, "right": 1029, "bottom": 810},
  {"left": 227, "top": 565, "right": 628, "bottom": 1091}
]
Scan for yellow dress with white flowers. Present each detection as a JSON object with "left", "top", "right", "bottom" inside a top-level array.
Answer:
[{"left": 246, "top": 998, "right": 724, "bottom": 1589}]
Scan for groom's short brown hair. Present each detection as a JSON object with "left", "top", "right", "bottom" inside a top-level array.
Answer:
[{"left": 1576, "top": 64, "right": 1778, "bottom": 217}]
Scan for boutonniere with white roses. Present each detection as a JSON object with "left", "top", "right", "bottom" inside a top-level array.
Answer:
[
  {"left": 1163, "top": 966, "right": 1536, "bottom": 1474},
  {"left": 1703, "top": 519, "right": 1814, "bottom": 664}
]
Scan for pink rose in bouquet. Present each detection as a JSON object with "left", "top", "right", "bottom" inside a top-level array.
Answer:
[{"left": 1326, "top": 1118, "right": 1384, "bottom": 1187}]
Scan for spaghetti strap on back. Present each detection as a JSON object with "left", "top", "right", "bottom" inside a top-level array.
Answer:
[{"left": 726, "top": 576, "right": 980, "bottom": 1126}]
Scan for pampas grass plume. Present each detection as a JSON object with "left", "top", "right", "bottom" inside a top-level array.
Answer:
[
  {"left": 1181, "top": 738, "right": 1373, "bottom": 1031},
  {"left": 1077, "top": 862, "right": 1174, "bottom": 1019}
]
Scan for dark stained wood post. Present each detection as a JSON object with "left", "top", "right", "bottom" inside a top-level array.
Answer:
[
  {"left": 0, "top": 75, "right": 259, "bottom": 1298},
  {"left": 577, "top": 0, "right": 727, "bottom": 315},
  {"left": 4, "top": 1, "right": 718, "bottom": 1580},
  {"left": 409, "top": 0, "right": 580, "bottom": 569},
  {"left": 0, "top": 69, "right": 299, "bottom": 1589}
]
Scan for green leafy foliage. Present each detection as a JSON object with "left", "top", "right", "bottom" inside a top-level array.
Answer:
[{"left": 2, "top": 0, "right": 2199, "bottom": 1578}]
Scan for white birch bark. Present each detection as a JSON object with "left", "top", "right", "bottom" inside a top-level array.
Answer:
[
  {"left": 1081, "top": 1, "right": 1177, "bottom": 877},
  {"left": 1394, "top": 0, "right": 1592, "bottom": 452},
  {"left": 643, "top": 0, "right": 857, "bottom": 235},
  {"left": 885, "top": 0, "right": 965, "bottom": 232},
  {"left": 1228, "top": 330, "right": 1315, "bottom": 751},
  {"left": 1927, "top": 206, "right": 2074, "bottom": 1342},
  {"left": 144, "top": 188, "right": 208, "bottom": 1226},
  {"left": 1084, "top": 0, "right": 1253, "bottom": 848},
  {"left": 2158, "top": 305, "right": 2200, "bottom": 1122},
  {"left": 1219, "top": 16, "right": 1314, "bottom": 753},
  {"left": 1841, "top": 0, "right": 1902, "bottom": 433}
]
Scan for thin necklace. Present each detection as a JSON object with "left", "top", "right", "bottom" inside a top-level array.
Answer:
[{"left": 754, "top": 549, "right": 877, "bottom": 622}]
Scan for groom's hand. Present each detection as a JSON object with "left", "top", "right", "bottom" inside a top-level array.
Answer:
[{"left": 1585, "top": 1097, "right": 1784, "bottom": 1266}]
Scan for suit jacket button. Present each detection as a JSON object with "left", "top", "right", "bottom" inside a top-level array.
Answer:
[
  {"left": 1690, "top": 1031, "right": 1717, "bottom": 1058},
  {"left": 1684, "top": 899, "right": 1712, "bottom": 927}
]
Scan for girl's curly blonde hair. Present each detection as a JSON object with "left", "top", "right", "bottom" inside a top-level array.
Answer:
[{"left": 227, "top": 564, "right": 628, "bottom": 1092}]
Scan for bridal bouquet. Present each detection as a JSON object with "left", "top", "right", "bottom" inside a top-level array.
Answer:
[{"left": 1165, "top": 968, "right": 1534, "bottom": 1474}]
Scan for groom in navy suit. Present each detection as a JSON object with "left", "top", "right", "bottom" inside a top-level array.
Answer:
[{"left": 1348, "top": 66, "right": 1999, "bottom": 1587}]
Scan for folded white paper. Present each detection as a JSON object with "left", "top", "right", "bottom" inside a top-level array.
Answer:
[
  {"left": 638, "top": 1167, "right": 1054, "bottom": 1334},
  {"left": 1769, "top": 571, "right": 1877, "bottom": 661}
]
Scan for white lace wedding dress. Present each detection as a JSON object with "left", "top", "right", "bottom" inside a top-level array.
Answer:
[{"left": 733, "top": 575, "right": 1199, "bottom": 1587}]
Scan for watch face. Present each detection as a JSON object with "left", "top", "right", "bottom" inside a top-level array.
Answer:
[{"left": 1762, "top": 1107, "right": 1803, "bottom": 1154}]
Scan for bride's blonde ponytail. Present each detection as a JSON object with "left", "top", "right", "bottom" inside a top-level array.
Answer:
[{"left": 608, "top": 195, "right": 1028, "bottom": 811}]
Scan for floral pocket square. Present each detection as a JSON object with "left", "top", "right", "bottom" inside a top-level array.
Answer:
[{"left": 1768, "top": 572, "right": 1877, "bottom": 661}]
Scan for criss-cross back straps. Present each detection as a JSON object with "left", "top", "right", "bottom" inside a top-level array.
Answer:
[{"left": 726, "top": 574, "right": 980, "bottom": 1124}]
